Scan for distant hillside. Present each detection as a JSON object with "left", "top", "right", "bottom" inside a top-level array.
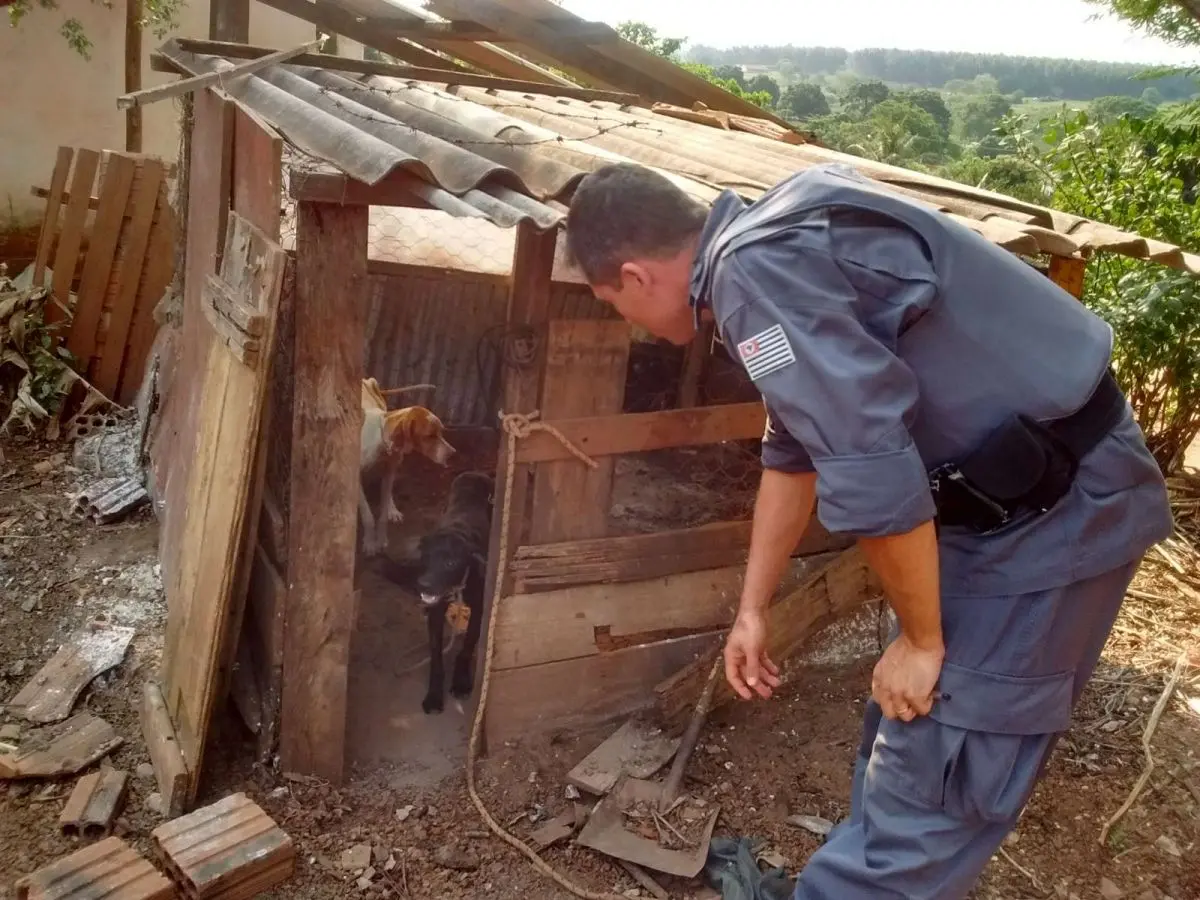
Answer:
[{"left": 687, "top": 45, "right": 1197, "bottom": 101}]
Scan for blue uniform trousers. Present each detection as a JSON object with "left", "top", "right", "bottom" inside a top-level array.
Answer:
[{"left": 793, "top": 559, "right": 1140, "bottom": 900}]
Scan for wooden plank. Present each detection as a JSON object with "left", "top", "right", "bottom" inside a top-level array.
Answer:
[
  {"left": 6, "top": 625, "right": 135, "bottom": 724},
  {"left": 169, "top": 39, "right": 640, "bottom": 103},
  {"left": 59, "top": 768, "right": 130, "bottom": 838},
  {"left": 529, "top": 319, "right": 630, "bottom": 543},
  {"left": 484, "top": 632, "right": 721, "bottom": 744},
  {"left": 247, "top": 545, "right": 286, "bottom": 671},
  {"left": 678, "top": 322, "right": 712, "bottom": 409},
  {"left": 67, "top": 153, "right": 137, "bottom": 367},
  {"left": 32, "top": 147, "right": 74, "bottom": 288},
  {"left": 510, "top": 519, "right": 849, "bottom": 593},
  {"left": 94, "top": 159, "right": 164, "bottom": 398},
  {"left": 119, "top": 38, "right": 324, "bottom": 109},
  {"left": 138, "top": 682, "right": 189, "bottom": 820},
  {"left": 494, "top": 554, "right": 833, "bottom": 671},
  {"left": 160, "top": 212, "right": 286, "bottom": 807},
  {"left": 126, "top": 0, "right": 143, "bottom": 151},
  {"left": 0, "top": 714, "right": 123, "bottom": 780},
  {"left": 232, "top": 105, "right": 283, "bottom": 240},
  {"left": 566, "top": 719, "right": 679, "bottom": 796},
  {"left": 282, "top": 201, "right": 367, "bottom": 783},
  {"left": 1048, "top": 255, "right": 1087, "bottom": 300},
  {"left": 655, "top": 547, "right": 880, "bottom": 726},
  {"left": 117, "top": 183, "right": 176, "bottom": 405},
  {"left": 515, "top": 402, "right": 766, "bottom": 465},
  {"left": 46, "top": 149, "right": 101, "bottom": 328}
]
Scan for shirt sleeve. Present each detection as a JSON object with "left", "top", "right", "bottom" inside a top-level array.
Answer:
[{"left": 718, "top": 246, "right": 937, "bottom": 538}]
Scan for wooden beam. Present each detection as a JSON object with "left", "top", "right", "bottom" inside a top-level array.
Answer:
[
  {"left": 528, "top": 320, "right": 631, "bottom": 543},
  {"left": 514, "top": 402, "right": 766, "bottom": 465},
  {"left": 209, "top": 0, "right": 249, "bottom": 42},
  {"left": 494, "top": 553, "right": 838, "bottom": 671},
  {"left": 254, "top": 0, "right": 463, "bottom": 71},
  {"left": 119, "top": 38, "right": 324, "bottom": 109},
  {"left": 486, "top": 632, "right": 722, "bottom": 743},
  {"left": 509, "top": 518, "right": 850, "bottom": 594},
  {"left": 363, "top": 19, "right": 616, "bottom": 42},
  {"left": 282, "top": 200, "right": 368, "bottom": 783},
  {"left": 125, "top": 0, "right": 143, "bottom": 152},
  {"left": 655, "top": 547, "right": 881, "bottom": 726},
  {"left": 169, "top": 39, "right": 640, "bottom": 103},
  {"left": 1048, "top": 255, "right": 1087, "bottom": 300},
  {"left": 678, "top": 322, "right": 713, "bottom": 409}
]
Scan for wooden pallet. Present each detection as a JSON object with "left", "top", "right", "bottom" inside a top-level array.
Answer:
[{"left": 31, "top": 146, "right": 176, "bottom": 405}]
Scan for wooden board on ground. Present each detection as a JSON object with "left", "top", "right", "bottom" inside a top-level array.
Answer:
[
  {"left": 281, "top": 201, "right": 367, "bottom": 783},
  {"left": 159, "top": 211, "right": 285, "bottom": 808},
  {"left": 509, "top": 520, "right": 850, "bottom": 593},
  {"left": 151, "top": 792, "right": 294, "bottom": 900},
  {"left": 566, "top": 718, "right": 679, "bottom": 797},
  {"left": 14, "top": 836, "right": 175, "bottom": 900},
  {"left": 655, "top": 546, "right": 880, "bottom": 726},
  {"left": 59, "top": 768, "right": 130, "bottom": 838},
  {"left": 139, "top": 681, "right": 189, "bottom": 820},
  {"left": 0, "top": 714, "right": 122, "bottom": 779},
  {"left": 6, "top": 624, "right": 134, "bottom": 724},
  {"left": 485, "top": 632, "right": 722, "bottom": 745},
  {"left": 528, "top": 319, "right": 630, "bottom": 544},
  {"left": 493, "top": 554, "right": 833, "bottom": 671}
]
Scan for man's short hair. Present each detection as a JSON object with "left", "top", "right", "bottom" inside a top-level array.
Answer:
[{"left": 565, "top": 163, "right": 709, "bottom": 286}]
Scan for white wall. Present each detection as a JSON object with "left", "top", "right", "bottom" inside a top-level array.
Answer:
[{"left": 0, "top": 0, "right": 355, "bottom": 226}]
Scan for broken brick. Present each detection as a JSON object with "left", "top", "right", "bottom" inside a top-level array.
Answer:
[
  {"left": 60, "top": 768, "right": 130, "bottom": 838},
  {"left": 15, "top": 836, "right": 174, "bottom": 900}
]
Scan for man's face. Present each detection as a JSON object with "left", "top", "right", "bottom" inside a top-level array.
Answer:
[{"left": 590, "top": 259, "right": 697, "bottom": 346}]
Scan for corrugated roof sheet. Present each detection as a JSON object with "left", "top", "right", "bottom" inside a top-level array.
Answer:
[{"left": 163, "top": 44, "right": 1200, "bottom": 276}]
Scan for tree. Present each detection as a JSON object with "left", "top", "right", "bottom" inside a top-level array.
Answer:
[
  {"left": 712, "top": 65, "right": 746, "bottom": 88},
  {"left": 1002, "top": 109, "right": 1200, "bottom": 472},
  {"left": 942, "top": 153, "right": 1046, "bottom": 203},
  {"left": 1142, "top": 86, "right": 1165, "bottom": 105},
  {"left": 954, "top": 92, "right": 1015, "bottom": 143},
  {"left": 746, "top": 73, "right": 781, "bottom": 106},
  {"left": 778, "top": 81, "right": 830, "bottom": 120},
  {"left": 680, "top": 62, "right": 774, "bottom": 108},
  {"left": 777, "top": 58, "right": 795, "bottom": 84},
  {"left": 895, "top": 88, "right": 953, "bottom": 133},
  {"left": 1089, "top": 94, "right": 1158, "bottom": 122},
  {"left": 6, "top": 0, "right": 185, "bottom": 58},
  {"left": 839, "top": 79, "right": 891, "bottom": 118},
  {"left": 616, "top": 20, "right": 684, "bottom": 59},
  {"left": 862, "top": 99, "right": 954, "bottom": 163}
]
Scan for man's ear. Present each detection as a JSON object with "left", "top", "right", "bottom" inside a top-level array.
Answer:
[{"left": 619, "top": 261, "right": 649, "bottom": 292}]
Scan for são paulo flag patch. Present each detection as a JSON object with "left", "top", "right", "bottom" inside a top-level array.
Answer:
[{"left": 736, "top": 324, "right": 796, "bottom": 381}]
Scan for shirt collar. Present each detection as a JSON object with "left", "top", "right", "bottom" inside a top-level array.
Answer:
[{"left": 689, "top": 190, "right": 748, "bottom": 330}]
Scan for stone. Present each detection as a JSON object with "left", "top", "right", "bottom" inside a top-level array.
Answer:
[
  {"left": 145, "top": 793, "right": 165, "bottom": 816},
  {"left": 787, "top": 814, "right": 835, "bottom": 838},
  {"left": 1154, "top": 835, "right": 1182, "bottom": 858},
  {"left": 395, "top": 805, "right": 415, "bottom": 823},
  {"left": 135, "top": 763, "right": 155, "bottom": 781},
  {"left": 433, "top": 844, "right": 479, "bottom": 872},
  {"left": 0, "top": 723, "right": 20, "bottom": 742},
  {"left": 1100, "top": 878, "right": 1124, "bottom": 900},
  {"left": 341, "top": 843, "right": 373, "bottom": 871}
]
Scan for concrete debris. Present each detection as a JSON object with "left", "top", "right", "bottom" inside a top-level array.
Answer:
[
  {"left": 1154, "top": 834, "right": 1182, "bottom": 858},
  {"left": 786, "top": 814, "right": 835, "bottom": 838},
  {"left": 71, "top": 477, "right": 148, "bottom": 525}
]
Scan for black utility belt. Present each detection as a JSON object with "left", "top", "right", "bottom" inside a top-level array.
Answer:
[{"left": 929, "top": 370, "right": 1124, "bottom": 535}]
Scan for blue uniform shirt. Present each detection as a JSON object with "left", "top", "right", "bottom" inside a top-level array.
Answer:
[{"left": 691, "top": 164, "right": 1174, "bottom": 597}]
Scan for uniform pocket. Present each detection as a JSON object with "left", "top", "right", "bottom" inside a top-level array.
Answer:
[{"left": 870, "top": 662, "right": 1073, "bottom": 824}]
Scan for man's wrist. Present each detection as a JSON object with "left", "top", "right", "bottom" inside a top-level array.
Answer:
[
  {"left": 900, "top": 628, "right": 945, "bottom": 656},
  {"left": 737, "top": 595, "right": 771, "bottom": 617}
]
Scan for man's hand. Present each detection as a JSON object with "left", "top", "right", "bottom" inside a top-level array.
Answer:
[
  {"left": 724, "top": 610, "right": 782, "bottom": 700},
  {"left": 871, "top": 632, "right": 944, "bottom": 721}
]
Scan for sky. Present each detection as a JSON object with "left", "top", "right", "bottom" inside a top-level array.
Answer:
[{"left": 559, "top": 0, "right": 1197, "bottom": 65}]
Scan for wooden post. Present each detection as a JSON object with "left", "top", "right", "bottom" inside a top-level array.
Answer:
[
  {"left": 477, "top": 223, "right": 556, "bottom": 751},
  {"left": 125, "top": 0, "right": 143, "bottom": 153},
  {"left": 282, "top": 200, "right": 368, "bottom": 783},
  {"left": 678, "top": 321, "right": 713, "bottom": 409},
  {"left": 1048, "top": 255, "right": 1087, "bottom": 300},
  {"left": 209, "top": 0, "right": 250, "bottom": 42}
]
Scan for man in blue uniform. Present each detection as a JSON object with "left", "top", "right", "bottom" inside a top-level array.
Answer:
[{"left": 564, "top": 161, "right": 1173, "bottom": 898}]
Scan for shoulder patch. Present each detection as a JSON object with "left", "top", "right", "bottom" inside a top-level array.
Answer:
[{"left": 736, "top": 324, "right": 796, "bottom": 381}]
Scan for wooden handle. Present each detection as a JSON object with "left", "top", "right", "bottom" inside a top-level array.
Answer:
[{"left": 659, "top": 652, "right": 724, "bottom": 811}]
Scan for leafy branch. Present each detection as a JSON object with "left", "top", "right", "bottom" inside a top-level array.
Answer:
[{"left": 5, "top": 0, "right": 186, "bottom": 59}]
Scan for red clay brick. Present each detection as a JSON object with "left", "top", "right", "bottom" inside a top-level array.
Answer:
[
  {"left": 151, "top": 793, "right": 293, "bottom": 900},
  {"left": 15, "top": 836, "right": 175, "bottom": 900}
]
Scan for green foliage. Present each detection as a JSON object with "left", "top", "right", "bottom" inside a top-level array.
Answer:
[
  {"left": 1000, "top": 110, "right": 1200, "bottom": 471},
  {"left": 687, "top": 44, "right": 1199, "bottom": 101},
  {"left": 679, "top": 62, "right": 773, "bottom": 108},
  {"left": 778, "top": 82, "right": 830, "bottom": 120},
  {"left": 746, "top": 73, "right": 781, "bottom": 105},
  {"left": 616, "top": 20, "right": 685, "bottom": 59},
  {"left": 895, "top": 88, "right": 953, "bottom": 133},
  {"left": 1084, "top": 0, "right": 1200, "bottom": 46},
  {"left": 712, "top": 65, "right": 746, "bottom": 87},
  {"left": 839, "top": 79, "right": 891, "bottom": 117},
  {"left": 6, "top": 0, "right": 185, "bottom": 58},
  {"left": 940, "top": 153, "right": 1046, "bottom": 203},
  {"left": 1141, "top": 86, "right": 1165, "bottom": 106},
  {"left": 1090, "top": 94, "right": 1159, "bottom": 122}
]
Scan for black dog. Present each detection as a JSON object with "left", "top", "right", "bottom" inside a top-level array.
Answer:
[{"left": 384, "top": 471, "right": 493, "bottom": 714}]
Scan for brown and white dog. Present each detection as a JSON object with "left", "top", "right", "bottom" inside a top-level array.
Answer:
[{"left": 360, "top": 377, "right": 455, "bottom": 556}]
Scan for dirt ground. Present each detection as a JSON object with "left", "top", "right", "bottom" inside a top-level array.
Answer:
[{"left": 2, "top": 436, "right": 1198, "bottom": 900}]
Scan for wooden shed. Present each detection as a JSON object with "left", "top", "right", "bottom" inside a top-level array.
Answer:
[{"left": 140, "top": 0, "right": 1200, "bottom": 806}]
